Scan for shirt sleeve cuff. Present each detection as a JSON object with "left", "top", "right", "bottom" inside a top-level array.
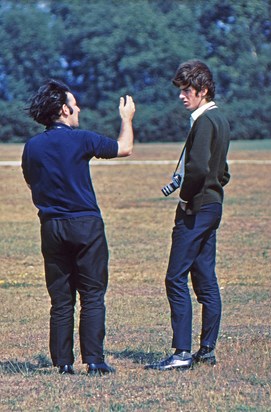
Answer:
[{"left": 179, "top": 197, "right": 188, "bottom": 203}]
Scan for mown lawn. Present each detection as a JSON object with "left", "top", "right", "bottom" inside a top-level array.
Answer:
[{"left": 0, "top": 142, "right": 270, "bottom": 411}]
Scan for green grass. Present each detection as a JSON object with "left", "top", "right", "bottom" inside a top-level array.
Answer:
[{"left": 229, "top": 139, "right": 271, "bottom": 151}]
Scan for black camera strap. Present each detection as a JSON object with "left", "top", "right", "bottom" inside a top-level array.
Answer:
[{"left": 173, "top": 140, "right": 187, "bottom": 176}]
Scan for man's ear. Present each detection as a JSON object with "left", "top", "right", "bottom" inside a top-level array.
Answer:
[
  {"left": 61, "top": 104, "right": 70, "bottom": 116},
  {"left": 201, "top": 87, "right": 208, "bottom": 98}
]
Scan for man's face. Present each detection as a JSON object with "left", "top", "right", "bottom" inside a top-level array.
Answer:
[
  {"left": 179, "top": 86, "right": 207, "bottom": 112},
  {"left": 65, "top": 92, "right": 80, "bottom": 127}
]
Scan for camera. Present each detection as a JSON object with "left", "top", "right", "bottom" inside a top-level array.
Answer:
[{"left": 161, "top": 174, "right": 182, "bottom": 197}]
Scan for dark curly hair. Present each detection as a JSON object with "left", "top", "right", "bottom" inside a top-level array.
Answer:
[
  {"left": 172, "top": 60, "right": 215, "bottom": 101},
  {"left": 27, "top": 79, "right": 71, "bottom": 126}
]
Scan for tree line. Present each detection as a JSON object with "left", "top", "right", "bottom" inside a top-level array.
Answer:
[{"left": 0, "top": 0, "right": 270, "bottom": 142}]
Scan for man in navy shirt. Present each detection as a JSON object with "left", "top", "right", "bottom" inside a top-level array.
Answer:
[{"left": 22, "top": 79, "right": 135, "bottom": 375}]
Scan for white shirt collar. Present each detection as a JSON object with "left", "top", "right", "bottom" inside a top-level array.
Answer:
[{"left": 190, "top": 101, "right": 217, "bottom": 127}]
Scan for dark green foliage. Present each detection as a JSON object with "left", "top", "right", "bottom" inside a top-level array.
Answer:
[
  {"left": 0, "top": 0, "right": 270, "bottom": 142},
  {"left": 0, "top": 101, "right": 43, "bottom": 142}
]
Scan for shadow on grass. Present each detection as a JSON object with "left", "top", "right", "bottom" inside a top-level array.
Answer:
[
  {"left": 108, "top": 348, "right": 163, "bottom": 365},
  {"left": 0, "top": 354, "right": 52, "bottom": 375}
]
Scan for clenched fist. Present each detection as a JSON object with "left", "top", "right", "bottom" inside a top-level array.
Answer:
[{"left": 119, "top": 95, "right": 136, "bottom": 121}]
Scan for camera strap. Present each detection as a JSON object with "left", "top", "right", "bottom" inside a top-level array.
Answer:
[{"left": 173, "top": 142, "right": 187, "bottom": 176}]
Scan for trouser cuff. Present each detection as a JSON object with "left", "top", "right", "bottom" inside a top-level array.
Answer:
[{"left": 83, "top": 355, "right": 105, "bottom": 364}]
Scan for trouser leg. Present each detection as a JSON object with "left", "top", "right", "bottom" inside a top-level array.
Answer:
[
  {"left": 47, "top": 268, "right": 76, "bottom": 366},
  {"left": 165, "top": 218, "right": 193, "bottom": 351},
  {"left": 75, "top": 218, "right": 109, "bottom": 364},
  {"left": 191, "top": 229, "right": 222, "bottom": 349},
  {"left": 41, "top": 221, "right": 76, "bottom": 366}
]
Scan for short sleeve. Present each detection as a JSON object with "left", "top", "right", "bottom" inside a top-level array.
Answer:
[{"left": 84, "top": 131, "right": 118, "bottom": 159}]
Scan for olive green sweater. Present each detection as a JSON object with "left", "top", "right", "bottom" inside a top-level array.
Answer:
[{"left": 180, "top": 108, "right": 230, "bottom": 214}]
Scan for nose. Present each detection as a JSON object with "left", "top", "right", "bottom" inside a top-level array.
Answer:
[{"left": 179, "top": 92, "right": 185, "bottom": 100}]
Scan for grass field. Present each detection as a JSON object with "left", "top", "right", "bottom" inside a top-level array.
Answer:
[{"left": 0, "top": 141, "right": 270, "bottom": 412}]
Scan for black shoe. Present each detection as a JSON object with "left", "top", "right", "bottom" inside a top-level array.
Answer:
[
  {"left": 144, "top": 352, "right": 192, "bottom": 371},
  {"left": 192, "top": 346, "right": 216, "bottom": 365},
  {"left": 87, "top": 362, "right": 115, "bottom": 375},
  {"left": 58, "top": 365, "right": 75, "bottom": 375}
]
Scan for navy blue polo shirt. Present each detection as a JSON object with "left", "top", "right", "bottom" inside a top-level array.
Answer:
[{"left": 22, "top": 123, "right": 118, "bottom": 223}]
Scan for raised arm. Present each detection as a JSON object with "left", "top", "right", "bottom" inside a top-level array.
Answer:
[{"left": 117, "top": 95, "right": 136, "bottom": 157}]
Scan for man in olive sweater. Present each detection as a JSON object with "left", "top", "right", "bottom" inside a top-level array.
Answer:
[{"left": 146, "top": 60, "right": 230, "bottom": 371}]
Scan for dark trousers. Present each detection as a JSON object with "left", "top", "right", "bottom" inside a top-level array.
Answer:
[
  {"left": 41, "top": 216, "right": 108, "bottom": 366},
  {"left": 165, "top": 203, "right": 222, "bottom": 351}
]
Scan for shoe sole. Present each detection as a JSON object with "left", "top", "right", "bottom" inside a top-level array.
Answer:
[
  {"left": 145, "top": 363, "right": 192, "bottom": 371},
  {"left": 88, "top": 369, "right": 115, "bottom": 375},
  {"left": 161, "top": 365, "right": 192, "bottom": 371},
  {"left": 192, "top": 356, "right": 216, "bottom": 366}
]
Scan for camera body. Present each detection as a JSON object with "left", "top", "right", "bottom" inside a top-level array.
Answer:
[{"left": 161, "top": 173, "right": 182, "bottom": 197}]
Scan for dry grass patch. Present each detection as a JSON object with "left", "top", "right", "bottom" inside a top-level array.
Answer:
[{"left": 0, "top": 142, "right": 270, "bottom": 411}]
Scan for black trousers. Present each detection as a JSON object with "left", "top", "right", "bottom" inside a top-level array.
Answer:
[{"left": 41, "top": 216, "right": 109, "bottom": 366}]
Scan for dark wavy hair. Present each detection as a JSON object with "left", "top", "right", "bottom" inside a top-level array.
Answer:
[
  {"left": 27, "top": 79, "right": 71, "bottom": 126},
  {"left": 172, "top": 60, "right": 215, "bottom": 101}
]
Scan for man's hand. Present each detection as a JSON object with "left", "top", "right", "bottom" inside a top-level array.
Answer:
[
  {"left": 180, "top": 201, "right": 187, "bottom": 212},
  {"left": 180, "top": 199, "right": 193, "bottom": 215},
  {"left": 119, "top": 95, "right": 136, "bottom": 121}
]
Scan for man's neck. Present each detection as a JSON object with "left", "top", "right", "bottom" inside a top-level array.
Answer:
[
  {"left": 190, "top": 101, "right": 216, "bottom": 127},
  {"left": 57, "top": 117, "right": 71, "bottom": 127}
]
